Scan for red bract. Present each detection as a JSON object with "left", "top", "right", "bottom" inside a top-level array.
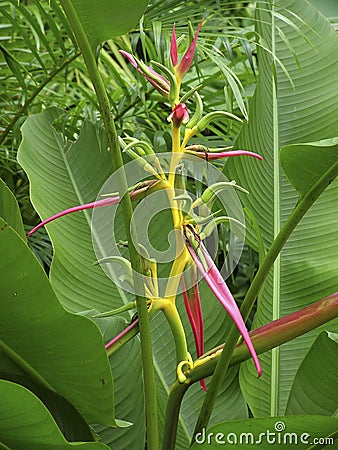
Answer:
[
  {"left": 27, "top": 180, "right": 156, "bottom": 238},
  {"left": 120, "top": 50, "right": 170, "bottom": 97},
  {"left": 182, "top": 265, "right": 207, "bottom": 390},
  {"left": 105, "top": 318, "right": 139, "bottom": 350},
  {"left": 170, "top": 23, "right": 178, "bottom": 67},
  {"left": 185, "top": 149, "right": 263, "bottom": 161},
  {"left": 184, "top": 226, "right": 262, "bottom": 377},
  {"left": 172, "top": 19, "right": 204, "bottom": 81}
]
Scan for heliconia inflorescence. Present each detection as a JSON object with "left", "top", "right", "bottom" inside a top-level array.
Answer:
[{"left": 29, "top": 18, "right": 263, "bottom": 389}]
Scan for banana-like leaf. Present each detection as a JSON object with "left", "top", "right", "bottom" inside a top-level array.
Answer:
[
  {"left": 285, "top": 331, "right": 338, "bottom": 415},
  {"left": 60, "top": 0, "right": 148, "bottom": 51},
  {"left": 308, "top": 0, "right": 338, "bottom": 17},
  {"left": 0, "top": 218, "right": 115, "bottom": 426},
  {"left": 190, "top": 415, "right": 338, "bottom": 449},
  {"left": 0, "top": 179, "right": 25, "bottom": 238},
  {"left": 0, "top": 380, "right": 110, "bottom": 450},
  {"left": 17, "top": 108, "right": 129, "bottom": 312},
  {"left": 225, "top": 0, "right": 338, "bottom": 416}
]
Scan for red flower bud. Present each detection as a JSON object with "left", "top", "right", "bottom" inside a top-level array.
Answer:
[{"left": 167, "top": 103, "right": 190, "bottom": 127}]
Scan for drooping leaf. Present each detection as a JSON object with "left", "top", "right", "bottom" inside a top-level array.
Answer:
[
  {"left": 0, "top": 178, "right": 25, "bottom": 238},
  {"left": 60, "top": 0, "right": 149, "bottom": 50},
  {"left": 0, "top": 218, "right": 115, "bottom": 426},
  {"left": 190, "top": 415, "right": 338, "bottom": 449},
  {"left": 17, "top": 108, "right": 129, "bottom": 312},
  {"left": 225, "top": 0, "right": 338, "bottom": 416},
  {"left": 286, "top": 331, "right": 338, "bottom": 416},
  {"left": 280, "top": 139, "right": 338, "bottom": 197},
  {"left": 0, "top": 380, "right": 110, "bottom": 450}
]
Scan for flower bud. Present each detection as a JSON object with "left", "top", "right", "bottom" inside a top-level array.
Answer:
[{"left": 167, "top": 103, "right": 189, "bottom": 128}]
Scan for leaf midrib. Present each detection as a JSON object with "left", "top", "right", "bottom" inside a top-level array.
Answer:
[{"left": 271, "top": 3, "right": 281, "bottom": 418}]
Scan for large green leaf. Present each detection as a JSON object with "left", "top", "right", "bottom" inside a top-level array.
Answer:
[
  {"left": 285, "top": 331, "right": 338, "bottom": 416},
  {"left": 0, "top": 218, "right": 115, "bottom": 426},
  {"left": 0, "top": 179, "right": 25, "bottom": 238},
  {"left": 0, "top": 362, "right": 97, "bottom": 442},
  {"left": 62, "top": 0, "right": 148, "bottom": 50},
  {"left": 17, "top": 108, "right": 129, "bottom": 312},
  {"left": 225, "top": 0, "right": 338, "bottom": 416},
  {"left": 0, "top": 380, "right": 110, "bottom": 450},
  {"left": 308, "top": 0, "right": 338, "bottom": 17},
  {"left": 190, "top": 416, "right": 338, "bottom": 449}
]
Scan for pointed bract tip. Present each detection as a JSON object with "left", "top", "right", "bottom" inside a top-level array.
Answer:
[
  {"left": 170, "top": 23, "right": 178, "bottom": 67},
  {"left": 177, "top": 18, "right": 204, "bottom": 80},
  {"left": 119, "top": 50, "right": 138, "bottom": 69},
  {"left": 200, "top": 379, "right": 207, "bottom": 391}
]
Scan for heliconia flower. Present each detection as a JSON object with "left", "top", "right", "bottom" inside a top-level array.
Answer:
[
  {"left": 27, "top": 180, "right": 156, "bottom": 238},
  {"left": 185, "top": 149, "right": 263, "bottom": 161},
  {"left": 120, "top": 50, "right": 170, "bottom": 97},
  {"left": 183, "top": 225, "right": 262, "bottom": 377},
  {"left": 171, "top": 19, "right": 204, "bottom": 81},
  {"left": 167, "top": 102, "right": 190, "bottom": 127},
  {"left": 181, "top": 264, "right": 207, "bottom": 390}
]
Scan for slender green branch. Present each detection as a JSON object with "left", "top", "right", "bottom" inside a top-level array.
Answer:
[
  {"left": 0, "top": 51, "right": 80, "bottom": 146},
  {"left": 58, "top": 1, "right": 158, "bottom": 447},
  {"left": 192, "top": 158, "right": 338, "bottom": 437}
]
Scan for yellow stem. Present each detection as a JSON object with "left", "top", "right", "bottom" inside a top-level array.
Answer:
[
  {"left": 164, "top": 247, "right": 189, "bottom": 299},
  {"left": 181, "top": 127, "right": 197, "bottom": 149}
]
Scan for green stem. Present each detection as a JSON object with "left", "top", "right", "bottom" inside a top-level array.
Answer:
[
  {"left": 161, "top": 292, "right": 338, "bottom": 449},
  {"left": 162, "top": 380, "right": 190, "bottom": 450},
  {"left": 58, "top": 1, "right": 158, "bottom": 447},
  {"left": 193, "top": 158, "right": 338, "bottom": 437}
]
